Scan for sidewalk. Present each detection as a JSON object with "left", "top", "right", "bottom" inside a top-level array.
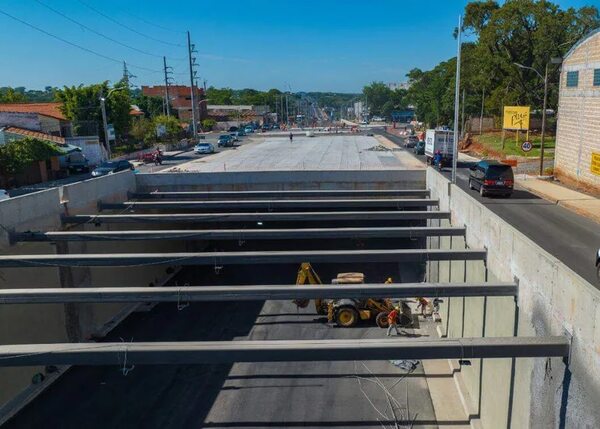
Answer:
[{"left": 516, "top": 176, "right": 600, "bottom": 224}]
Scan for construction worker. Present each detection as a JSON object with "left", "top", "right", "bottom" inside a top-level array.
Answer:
[
  {"left": 416, "top": 297, "right": 430, "bottom": 317},
  {"left": 386, "top": 306, "right": 400, "bottom": 336}
]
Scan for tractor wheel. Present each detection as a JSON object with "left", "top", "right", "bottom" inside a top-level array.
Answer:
[
  {"left": 293, "top": 299, "right": 309, "bottom": 309},
  {"left": 376, "top": 312, "right": 389, "bottom": 328},
  {"left": 335, "top": 307, "right": 359, "bottom": 327}
]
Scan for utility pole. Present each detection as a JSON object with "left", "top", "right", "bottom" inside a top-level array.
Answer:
[
  {"left": 479, "top": 88, "right": 485, "bottom": 136},
  {"left": 461, "top": 89, "right": 466, "bottom": 138},
  {"left": 122, "top": 62, "right": 136, "bottom": 88},
  {"left": 452, "top": 15, "right": 463, "bottom": 184},
  {"left": 99, "top": 89, "right": 111, "bottom": 159},
  {"left": 163, "top": 56, "right": 173, "bottom": 117},
  {"left": 187, "top": 31, "right": 198, "bottom": 137}
]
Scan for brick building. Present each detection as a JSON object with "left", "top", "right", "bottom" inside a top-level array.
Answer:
[
  {"left": 141, "top": 85, "right": 207, "bottom": 123},
  {"left": 554, "top": 28, "right": 600, "bottom": 192}
]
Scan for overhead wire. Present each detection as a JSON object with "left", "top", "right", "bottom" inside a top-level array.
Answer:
[
  {"left": 0, "top": 8, "right": 162, "bottom": 74},
  {"left": 33, "top": 0, "right": 167, "bottom": 59},
  {"left": 76, "top": 0, "right": 184, "bottom": 48}
]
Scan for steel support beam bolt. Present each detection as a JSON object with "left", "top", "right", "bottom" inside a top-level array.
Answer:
[
  {"left": 0, "top": 249, "right": 487, "bottom": 268},
  {"left": 0, "top": 283, "right": 517, "bottom": 304},
  {"left": 0, "top": 337, "right": 570, "bottom": 367}
]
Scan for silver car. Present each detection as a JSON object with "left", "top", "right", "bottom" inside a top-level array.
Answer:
[{"left": 194, "top": 143, "right": 215, "bottom": 154}]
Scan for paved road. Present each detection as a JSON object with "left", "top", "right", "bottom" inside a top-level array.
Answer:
[
  {"left": 7, "top": 139, "right": 249, "bottom": 197},
  {"left": 383, "top": 131, "right": 600, "bottom": 286},
  {"left": 5, "top": 253, "right": 437, "bottom": 429}
]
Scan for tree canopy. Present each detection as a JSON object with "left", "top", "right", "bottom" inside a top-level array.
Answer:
[{"left": 0, "top": 137, "right": 61, "bottom": 177}]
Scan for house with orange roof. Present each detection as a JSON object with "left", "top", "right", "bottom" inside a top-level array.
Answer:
[{"left": 0, "top": 102, "right": 72, "bottom": 137}]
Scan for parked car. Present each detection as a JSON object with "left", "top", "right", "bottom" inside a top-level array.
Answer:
[
  {"left": 272, "top": 124, "right": 281, "bottom": 130},
  {"left": 229, "top": 133, "right": 240, "bottom": 142},
  {"left": 194, "top": 142, "right": 215, "bottom": 154},
  {"left": 0, "top": 189, "right": 9, "bottom": 201},
  {"left": 228, "top": 126, "right": 238, "bottom": 132},
  {"left": 404, "top": 136, "right": 419, "bottom": 149},
  {"left": 413, "top": 140, "right": 425, "bottom": 155},
  {"left": 218, "top": 135, "right": 234, "bottom": 147},
  {"left": 468, "top": 160, "right": 514, "bottom": 198},
  {"left": 244, "top": 126, "right": 254, "bottom": 134},
  {"left": 91, "top": 160, "right": 134, "bottom": 177},
  {"left": 236, "top": 130, "right": 246, "bottom": 137},
  {"left": 60, "top": 151, "right": 90, "bottom": 174}
]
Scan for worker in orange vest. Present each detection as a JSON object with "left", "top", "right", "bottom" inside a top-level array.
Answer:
[{"left": 386, "top": 306, "right": 400, "bottom": 336}]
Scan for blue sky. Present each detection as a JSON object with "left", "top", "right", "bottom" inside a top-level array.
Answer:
[{"left": 0, "top": 0, "right": 593, "bottom": 92}]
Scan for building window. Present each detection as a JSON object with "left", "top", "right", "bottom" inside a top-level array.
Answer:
[
  {"left": 594, "top": 69, "right": 600, "bottom": 87},
  {"left": 566, "top": 71, "right": 579, "bottom": 87}
]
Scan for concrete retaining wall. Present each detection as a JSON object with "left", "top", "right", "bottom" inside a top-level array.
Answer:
[
  {"left": 427, "top": 168, "right": 600, "bottom": 428},
  {"left": 136, "top": 170, "right": 426, "bottom": 191},
  {"left": 0, "top": 171, "right": 182, "bottom": 420}
]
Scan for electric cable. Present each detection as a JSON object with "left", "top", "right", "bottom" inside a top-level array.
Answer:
[
  {"left": 0, "top": 8, "right": 162, "bottom": 74},
  {"left": 76, "top": 0, "right": 184, "bottom": 48},
  {"left": 34, "top": 0, "right": 170, "bottom": 59}
]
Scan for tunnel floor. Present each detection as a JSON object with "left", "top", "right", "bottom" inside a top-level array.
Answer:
[{"left": 5, "top": 235, "right": 440, "bottom": 429}]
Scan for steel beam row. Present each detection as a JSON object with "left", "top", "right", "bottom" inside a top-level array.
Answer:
[
  {"left": 99, "top": 198, "right": 439, "bottom": 211},
  {"left": 131, "top": 189, "right": 431, "bottom": 200},
  {"left": 61, "top": 210, "right": 451, "bottom": 225},
  {"left": 0, "top": 283, "right": 517, "bottom": 304},
  {"left": 0, "top": 249, "right": 486, "bottom": 268},
  {"left": 0, "top": 337, "right": 570, "bottom": 366},
  {"left": 12, "top": 226, "right": 466, "bottom": 243}
]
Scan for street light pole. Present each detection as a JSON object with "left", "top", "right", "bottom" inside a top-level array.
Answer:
[
  {"left": 452, "top": 14, "right": 463, "bottom": 184},
  {"left": 539, "top": 62, "right": 549, "bottom": 176}
]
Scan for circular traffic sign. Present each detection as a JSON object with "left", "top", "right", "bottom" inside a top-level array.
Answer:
[{"left": 521, "top": 141, "right": 533, "bottom": 152}]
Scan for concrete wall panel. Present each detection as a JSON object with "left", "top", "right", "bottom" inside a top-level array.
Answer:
[{"left": 427, "top": 167, "right": 600, "bottom": 428}]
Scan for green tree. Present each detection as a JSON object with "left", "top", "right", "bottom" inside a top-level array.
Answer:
[
  {"left": 0, "top": 138, "right": 61, "bottom": 177},
  {"left": 206, "top": 86, "right": 234, "bottom": 105},
  {"left": 0, "top": 87, "right": 27, "bottom": 103},
  {"left": 153, "top": 115, "right": 182, "bottom": 139},
  {"left": 201, "top": 118, "right": 217, "bottom": 131},
  {"left": 362, "top": 82, "right": 393, "bottom": 116},
  {"left": 55, "top": 81, "right": 132, "bottom": 143}
]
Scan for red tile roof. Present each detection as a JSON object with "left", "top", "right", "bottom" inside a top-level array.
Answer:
[
  {"left": 0, "top": 102, "right": 66, "bottom": 120},
  {"left": 3, "top": 126, "right": 66, "bottom": 145}
]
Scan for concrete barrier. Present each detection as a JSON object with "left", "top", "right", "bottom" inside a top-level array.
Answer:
[
  {"left": 0, "top": 170, "right": 180, "bottom": 422},
  {"left": 136, "top": 170, "right": 426, "bottom": 192},
  {"left": 426, "top": 167, "right": 600, "bottom": 428}
]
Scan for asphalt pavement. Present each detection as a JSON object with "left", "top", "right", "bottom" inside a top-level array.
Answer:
[
  {"left": 383, "top": 131, "right": 600, "bottom": 286},
  {"left": 5, "top": 251, "right": 437, "bottom": 429}
]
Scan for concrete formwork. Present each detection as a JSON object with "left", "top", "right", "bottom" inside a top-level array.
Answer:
[{"left": 427, "top": 168, "right": 600, "bottom": 429}]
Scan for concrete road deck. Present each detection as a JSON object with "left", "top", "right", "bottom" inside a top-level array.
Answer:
[{"left": 166, "top": 135, "right": 424, "bottom": 173}]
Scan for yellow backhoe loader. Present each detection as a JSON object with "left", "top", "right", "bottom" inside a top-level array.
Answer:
[{"left": 292, "top": 263, "right": 412, "bottom": 328}]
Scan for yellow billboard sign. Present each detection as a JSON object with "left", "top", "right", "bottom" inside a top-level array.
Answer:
[
  {"left": 503, "top": 106, "right": 530, "bottom": 130},
  {"left": 592, "top": 152, "right": 600, "bottom": 176}
]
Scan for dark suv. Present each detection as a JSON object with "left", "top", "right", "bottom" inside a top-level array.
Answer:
[{"left": 468, "top": 160, "right": 514, "bottom": 197}]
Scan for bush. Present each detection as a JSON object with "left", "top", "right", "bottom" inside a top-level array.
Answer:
[
  {"left": 202, "top": 118, "right": 216, "bottom": 131},
  {"left": 0, "top": 137, "right": 61, "bottom": 176}
]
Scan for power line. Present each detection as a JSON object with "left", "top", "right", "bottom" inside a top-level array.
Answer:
[
  {"left": 33, "top": 0, "right": 165, "bottom": 59},
  {"left": 118, "top": 10, "right": 184, "bottom": 35},
  {"left": 0, "top": 8, "right": 162, "bottom": 74},
  {"left": 76, "top": 0, "right": 184, "bottom": 48}
]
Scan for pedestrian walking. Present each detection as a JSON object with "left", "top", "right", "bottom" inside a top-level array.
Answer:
[
  {"left": 386, "top": 306, "right": 400, "bottom": 336},
  {"left": 289, "top": 132, "right": 293, "bottom": 143}
]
